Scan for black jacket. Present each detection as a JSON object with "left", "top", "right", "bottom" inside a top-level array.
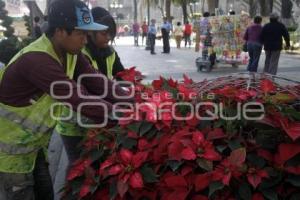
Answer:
[
  {"left": 86, "top": 41, "right": 125, "bottom": 77},
  {"left": 261, "top": 21, "right": 290, "bottom": 51}
]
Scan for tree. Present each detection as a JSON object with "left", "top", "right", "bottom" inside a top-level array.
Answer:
[
  {"left": 249, "top": 0, "right": 258, "bottom": 17},
  {"left": 165, "top": 0, "right": 172, "bottom": 21},
  {"left": 207, "top": 0, "right": 218, "bottom": 14},
  {"left": 281, "top": 0, "right": 293, "bottom": 19},
  {"left": 0, "top": 0, "right": 14, "bottom": 38},
  {"left": 259, "top": 0, "right": 273, "bottom": 16},
  {"left": 0, "top": 0, "right": 20, "bottom": 64},
  {"left": 172, "top": 0, "right": 189, "bottom": 23},
  {"left": 133, "top": 0, "right": 138, "bottom": 21}
]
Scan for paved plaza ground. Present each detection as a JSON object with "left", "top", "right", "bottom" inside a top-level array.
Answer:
[{"left": 49, "top": 36, "right": 300, "bottom": 199}]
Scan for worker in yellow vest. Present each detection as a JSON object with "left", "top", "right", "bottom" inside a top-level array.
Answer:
[
  {"left": 56, "top": 7, "right": 126, "bottom": 165},
  {"left": 0, "top": 0, "right": 131, "bottom": 199}
]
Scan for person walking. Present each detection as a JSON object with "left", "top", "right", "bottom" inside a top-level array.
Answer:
[
  {"left": 261, "top": 13, "right": 290, "bottom": 75},
  {"left": 0, "top": 1, "right": 131, "bottom": 199},
  {"left": 55, "top": 6, "right": 126, "bottom": 164},
  {"left": 141, "top": 21, "right": 148, "bottom": 46},
  {"left": 174, "top": 22, "right": 183, "bottom": 49},
  {"left": 161, "top": 17, "right": 172, "bottom": 53},
  {"left": 148, "top": 19, "right": 157, "bottom": 55},
  {"left": 132, "top": 20, "right": 140, "bottom": 46},
  {"left": 244, "top": 16, "right": 263, "bottom": 72},
  {"left": 184, "top": 21, "right": 192, "bottom": 48}
]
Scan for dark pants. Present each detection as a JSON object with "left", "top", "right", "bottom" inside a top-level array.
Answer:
[
  {"left": 247, "top": 43, "right": 262, "bottom": 72},
  {"left": 61, "top": 135, "right": 83, "bottom": 165},
  {"left": 0, "top": 150, "right": 54, "bottom": 200},
  {"left": 148, "top": 34, "right": 156, "bottom": 54},
  {"left": 162, "top": 30, "right": 170, "bottom": 53},
  {"left": 142, "top": 32, "right": 147, "bottom": 45},
  {"left": 264, "top": 50, "right": 281, "bottom": 75},
  {"left": 133, "top": 32, "right": 139, "bottom": 46},
  {"left": 184, "top": 34, "right": 191, "bottom": 47}
]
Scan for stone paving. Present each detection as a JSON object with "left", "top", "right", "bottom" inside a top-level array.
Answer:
[{"left": 49, "top": 36, "right": 300, "bottom": 199}]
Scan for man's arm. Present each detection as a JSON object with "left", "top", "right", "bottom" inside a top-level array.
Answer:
[
  {"left": 282, "top": 24, "right": 290, "bottom": 48},
  {"left": 74, "top": 53, "right": 133, "bottom": 104},
  {"left": 21, "top": 53, "right": 113, "bottom": 123}
]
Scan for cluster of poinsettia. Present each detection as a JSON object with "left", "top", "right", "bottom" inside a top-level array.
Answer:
[{"left": 64, "top": 68, "right": 300, "bottom": 200}]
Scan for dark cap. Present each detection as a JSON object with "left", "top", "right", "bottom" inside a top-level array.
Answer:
[
  {"left": 48, "top": 0, "right": 108, "bottom": 31},
  {"left": 91, "top": 7, "right": 116, "bottom": 38}
]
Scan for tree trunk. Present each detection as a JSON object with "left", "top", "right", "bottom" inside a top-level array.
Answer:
[
  {"left": 181, "top": 0, "right": 188, "bottom": 24},
  {"left": 249, "top": 0, "right": 257, "bottom": 17},
  {"left": 281, "top": 0, "right": 293, "bottom": 18},
  {"left": 259, "top": 0, "right": 272, "bottom": 16},
  {"left": 147, "top": 0, "right": 150, "bottom": 25},
  {"left": 133, "top": 0, "right": 138, "bottom": 21},
  {"left": 207, "top": 0, "right": 218, "bottom": 14},
  {"left": 165, "top": 0, "right": 171, "bottom": 21}
]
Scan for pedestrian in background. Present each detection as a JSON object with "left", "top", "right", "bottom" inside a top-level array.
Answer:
[
  {"left": 161, "top": 17, "right": 172, "bottom": 53},
  {"left": 244, "top": 16, "right": 263, "bottom": 72},
  {"left": 141, "top": 21, "right": 148, "bottom": 46},
  {"left": 261, "top": 13, "right": 290, "bottom": 75},
  {"left": 184, "top": 21, "right": 192, "bottom": 48},
  {"left": 132, "top": 20, "right": 140, "bottom": 46},
  {"left": 174, "top": 22, "right": 183, "bottom": 49},
  {"left": 148, "top": 19, "right": 157, "bottom": 55}
]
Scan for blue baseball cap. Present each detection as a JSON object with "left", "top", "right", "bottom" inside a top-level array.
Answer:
[{"left": 48, "top": 0, "right": 108, "bottom": 31}]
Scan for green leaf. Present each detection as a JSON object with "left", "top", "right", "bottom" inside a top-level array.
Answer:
[
  {"left": 216, "top": 145, "right": 227, "bottom": 153},
  {"left": 139, "top": 121, "right": 153, "bottom": 136},
  {"left": 238, "top": 182, "right": 252, "bottom": 200},
  {"left": 127, "top": 122, "right": 142, "bottom": 133},
  {"left": 214, "top": 119, "right": 226, "bottom": 128},
  {"left": 209, "top": 181, "right": 224, "bottom": 197},
  {"left": 116, "top": 134, "right": 137, "bottom": 149},
  {"left": 167, "top": 160, "right": 184, "bottom": 172},
  {"left": 286, "top": 175, "right": 300, "bottom": 187},
  {"left": 90, "top": 149, "right": 104, "bottom": 162},
  {"left": 247, "top": 154, "right": 266, "bottom": 168},
  {"left": 259, "top": 172, "right": 282, "bottom": 190},
  {"left": 228, "top": 139, "right": 242, "bottom": 150},
  {"left": 109, "top": 180, "right": 118, "bottom": 200},
  {"left": 261, "top": 189, "right": 278, "bottom": 200},
  {"left": 122, "top": 137, "right": 137, "bottom": 149},
  {"left": 285, "top": 108, "right": 300, "bottom": 120},
  {"left": 146, "top": 128, "right": 158, "bottom": 139},
  {"left": 141, "top": 165, "right": 158, "bottom": 183},
  {"left": 197, "top": 158, "right": 213, "bottom": 171}
]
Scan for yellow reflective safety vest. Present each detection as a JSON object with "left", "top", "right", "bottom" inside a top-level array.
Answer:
[
  {"left": 0, "top": 34, "right": 77, "bottom": 173},
  {"left": 55, "top": 47, "right": 116, "bottom": 137}
]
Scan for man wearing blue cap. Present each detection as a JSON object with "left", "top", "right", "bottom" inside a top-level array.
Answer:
[{"left": 0, "top": 0, "right": 132, "bottom": 199}]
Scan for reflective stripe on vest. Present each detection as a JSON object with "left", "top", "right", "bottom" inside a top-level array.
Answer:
[
  {"left": 0, "top": 142, "right": 37, "bottom": 154},
  {"left": 0, "top": 106, "right": 52, "bottom": 136}
]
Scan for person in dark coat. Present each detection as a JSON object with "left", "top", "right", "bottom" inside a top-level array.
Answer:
[
  {"left": 161, "top": 17, "right": 172, "bottom": 53},
  {"left": 261, "top": 13, "right": 290, "bottom": 75}
]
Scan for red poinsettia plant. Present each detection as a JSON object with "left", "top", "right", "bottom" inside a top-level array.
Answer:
[{"left": 63, "top": 68, "right": 300, "bottom": 200}]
